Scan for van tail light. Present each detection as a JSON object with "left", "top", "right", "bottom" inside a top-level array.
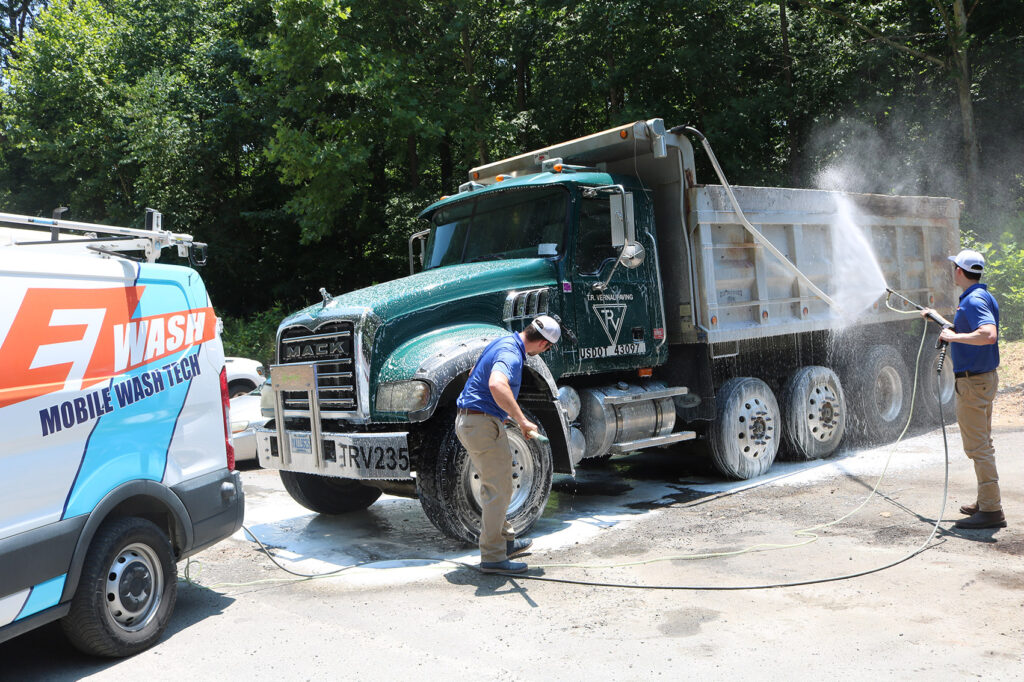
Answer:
[{"left": 219, "top": 367, "right": 236, "bottom": 470}]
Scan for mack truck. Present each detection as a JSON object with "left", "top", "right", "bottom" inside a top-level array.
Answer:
[{"left": 255, "top": 119, "right": 959, "bottom": 544}]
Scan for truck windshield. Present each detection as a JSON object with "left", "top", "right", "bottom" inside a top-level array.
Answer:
[{"left": 424, "top": 187, "right": 568, "bottom": 269}]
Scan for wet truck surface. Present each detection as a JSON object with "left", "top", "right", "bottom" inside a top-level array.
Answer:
[{"left": 255, "top": 119, "right": 960, "bottom": 543}]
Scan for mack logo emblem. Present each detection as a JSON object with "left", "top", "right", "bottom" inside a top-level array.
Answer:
[
  {"left": 592, "top": 303, "right": 627, "bottom": 346},
  {"left": 284, "top": 341, "right": 346, "bottom": 360}
]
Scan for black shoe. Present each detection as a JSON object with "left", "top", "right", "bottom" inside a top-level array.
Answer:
[
  {"left": 959, "top": 502, "right": 978, "bottom": 516},
  {"left": 507, "top": 537, "right": 533, "bottom": 559},
  {"left": 954, "top": 510, "right": 1006, "bottom": 529},
  {"left": 479, "top": 559, "right": 528, "bottom": 574}
]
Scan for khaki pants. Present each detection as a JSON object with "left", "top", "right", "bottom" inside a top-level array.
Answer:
[
  {"left": 455, "top": 412, "right": 515, "bottom": 562},
  {"left": 955, "top": 370, "right": 1001, "bottom": 512}
]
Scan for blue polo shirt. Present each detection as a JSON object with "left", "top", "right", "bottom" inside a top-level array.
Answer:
[
  {"left": 456, "top": 334, "right": 526, "bottom": 420},
  {"left": 951, "top": 283, "right": 999, "bottom": 374}
]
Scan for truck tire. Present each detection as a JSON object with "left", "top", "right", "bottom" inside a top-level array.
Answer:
[
  {"left": 280, "top": 471, "right": 382, "bottom": 514},
  {"left": 60, "top": 517, "right": 177, "bottom": 658},
  {"left": 915, "top": 351, "right": 955, "bottom": 427},
  {"left": 780, "top": 366, "right": 846, "bottom": 460},
  {"left": 417, "top": 409, "right": 553, "bottom": 545},
  {"left": 707, "top": 377, "right": 780, "bottom": 479},
  {"left": 842, "top": 344, "right": 912, "bottom": 444}
]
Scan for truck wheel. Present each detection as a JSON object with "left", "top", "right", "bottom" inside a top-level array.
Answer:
[
  {"left": 915, "top": 351, "right": 955, "bottom": 426},
  {"left": 417, "top": 409, "right": 553, "bottom": 545},
  {"left": 60, "top": 517, "right": 177, "bottom": 658},
  {"left": 843, "top": 345, "right": 911, "bottom": 444},
  {"left": 708, "top": 377, "right": 780, "bottom": 479},
  {"left": 780, "top": 366, "right": 846, "bottom": 460},
  {"left": 280, "top": 471, "right": 383, "bottom": 514}
]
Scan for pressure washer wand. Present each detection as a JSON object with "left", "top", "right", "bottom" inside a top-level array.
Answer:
[{"left": 885, "top": 287, "right": 954, "bottom": 356}]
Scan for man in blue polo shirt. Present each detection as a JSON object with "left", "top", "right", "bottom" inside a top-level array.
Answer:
[
  {"left": 932, "top": 249, "right": 1004, "bottom": 530},
  {"left": 455, "top": 315, "right": 561, "bottom": 573}
]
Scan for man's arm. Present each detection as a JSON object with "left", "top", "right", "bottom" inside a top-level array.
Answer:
[
  {"left": 488, "top": 370, "right": 539, "bottom": 437},
  {"left": 940, "top": 323, "right": 997, "bottom": 346}
]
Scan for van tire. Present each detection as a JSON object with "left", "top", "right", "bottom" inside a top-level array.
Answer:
[
  {"left": 279, "top": 471, "right": 383, "bottom": 514},
  {"left": 418, "top": 408, "right": 552, "bottom": 545},
  {"left": 60, "top": 517, "right": 177, "bottom": 658}
]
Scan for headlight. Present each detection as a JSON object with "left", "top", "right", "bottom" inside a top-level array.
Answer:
[
  {"left": 376, "top": 380, "right": 432, "bottom": 412},
  {"left": 230, "top": 420, "right": 250, "bottom": 434}
]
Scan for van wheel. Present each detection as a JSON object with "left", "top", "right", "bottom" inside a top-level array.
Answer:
[
  {"left": 780, "top": 366, "right": 846, "bottom": 460},
  {"left": 279, "top": 471, "right": 382, "bottom": 514},
  {"left": 60, "top": 518, "right": 177, "bottom": 658},
  {"left": 708, "top": 377, "right": 780, "bottom": 479},
  {"left": 842, "top": 345, "right": 911, "bottom": 444},
  {"left": 418, "top": 409, "right": 553, "bottom": 545}
]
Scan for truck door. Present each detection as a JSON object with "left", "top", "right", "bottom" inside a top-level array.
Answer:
[{"left": 567, "top": 192, "right": 663, "bottom": 373}]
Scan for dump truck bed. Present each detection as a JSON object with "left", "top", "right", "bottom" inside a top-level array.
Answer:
[{"left": 681, "top": 185, "right": 960, "bottom": 344}]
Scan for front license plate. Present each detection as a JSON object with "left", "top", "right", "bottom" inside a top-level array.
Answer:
[{"left": 331, "top": 434, "right": 411, "bottom": 479}]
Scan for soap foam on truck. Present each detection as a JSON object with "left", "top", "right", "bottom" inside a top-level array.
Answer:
[{"left": 0, "top": 210, "right": 243, "bottom": 657}]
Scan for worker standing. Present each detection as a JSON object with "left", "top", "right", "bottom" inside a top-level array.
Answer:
[
  {"left": 927, "top": 249, "right": 1005, "bottom": 530},
  {"left": 455, "top": 315, "right": 561, "bottom": 573}
]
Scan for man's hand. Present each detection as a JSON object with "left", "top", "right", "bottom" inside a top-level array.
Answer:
[{"left": 516, "top": 416, "right": 539, "bottom": 439}]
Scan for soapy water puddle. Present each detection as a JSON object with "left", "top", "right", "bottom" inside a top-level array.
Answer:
[{"left": 231, "top": 427, "right": 950, "bottom": 587}]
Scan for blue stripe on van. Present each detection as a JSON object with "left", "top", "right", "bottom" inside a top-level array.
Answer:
[
  {"left": 61, "top": 267, "right": 205, "bottom": 520},
  {"left": 15, "top": 574, "right": 66, "bottom": 621}
]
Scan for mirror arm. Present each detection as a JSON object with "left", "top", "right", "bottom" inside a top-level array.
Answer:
[{"left": 592, "top": 245, "right": 626, "bottom": 292}]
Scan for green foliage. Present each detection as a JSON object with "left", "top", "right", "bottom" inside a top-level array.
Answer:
[
  {"left": 1, "top": 0, "right": 1022, "bottom": 324},
  {"left": 962, "top": 230, "right": 1024, "bottom": 342},
  {"left": 220, "top": 303, "right": 288, "bottom": 367}
]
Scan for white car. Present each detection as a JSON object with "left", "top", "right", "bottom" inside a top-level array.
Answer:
[
  {"left": 225, "top": 356, "right": 265, "bottom": 397},
  {"left": 229, "top": 386, "right": 270, "bottom": 463}
]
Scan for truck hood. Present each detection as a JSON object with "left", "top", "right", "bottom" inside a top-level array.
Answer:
[{"left": 284, "top": 258, "right": 558, "bottom": 327}]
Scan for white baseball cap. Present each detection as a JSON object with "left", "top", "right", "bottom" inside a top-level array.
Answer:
[
  {"left": 531, "top": 315, "right": 561, "bottom": 344},
  {"left": 949, "top": 249, "right": 985, "bottom": 273}
]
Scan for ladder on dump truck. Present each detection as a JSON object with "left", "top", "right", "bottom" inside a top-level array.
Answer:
[{"left": 0, "top": 208, "right": 206, "bottom": 265}]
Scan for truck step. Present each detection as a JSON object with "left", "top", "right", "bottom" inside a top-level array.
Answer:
[{"left": 609, "top": 431, "right": 697, "bottom": 454}]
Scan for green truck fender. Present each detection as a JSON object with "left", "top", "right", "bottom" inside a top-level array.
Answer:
[{"left": 378, "top": 323, "right": 574, "bottom": 474}]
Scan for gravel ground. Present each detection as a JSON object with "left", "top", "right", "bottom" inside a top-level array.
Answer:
[{"left": 3, "top": 408, "right": 1022, "bottom": 681}]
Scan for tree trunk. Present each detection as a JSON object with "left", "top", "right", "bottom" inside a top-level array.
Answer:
[
  {"left": 440, "top": 131, "right": 453, "bottom": 196},
  {"left": 948, "top": 0, "right": 980, "bottom": 206},
  {"left": 779, "top": 0, "right": 800, "bottom": 187},
  {"left": 407, "top": 134, "right": 419, "bottom": 189}
]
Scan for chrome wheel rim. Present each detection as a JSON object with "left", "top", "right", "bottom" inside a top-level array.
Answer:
[
  {"left": 874, "top": 366, "right": 904, "bottom": 422},
  {"left": 465, "top": 429, "right": 537, "bottom": 515}
]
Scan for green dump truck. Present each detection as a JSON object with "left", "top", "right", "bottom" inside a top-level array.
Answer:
[{"left": 255, "top": 119, "right": 959, "bottom": 543}]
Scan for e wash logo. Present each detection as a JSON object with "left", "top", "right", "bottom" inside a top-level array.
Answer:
[{"left": 0, "top": 286, "right": 216, "bottom": 408}]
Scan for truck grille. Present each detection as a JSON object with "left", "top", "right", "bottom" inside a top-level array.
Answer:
[{"left": 278, "top": 321, "right": 357, "bottom": 412}]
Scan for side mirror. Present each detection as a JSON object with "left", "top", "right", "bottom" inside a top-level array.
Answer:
[
  {"left": 609, "top": 192, "right": 635, "bottom": 247},
  {"left": 408, "top": 229, "right": 430, "bottom": 275}
]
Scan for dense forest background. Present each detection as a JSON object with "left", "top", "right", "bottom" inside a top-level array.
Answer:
[{"left": 2, "top": 0, "right": 1022, "bottom": 350}]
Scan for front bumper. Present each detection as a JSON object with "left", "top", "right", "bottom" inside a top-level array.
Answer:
[{"left": 255, "top": 428, "right": 412, "bottom": 480}]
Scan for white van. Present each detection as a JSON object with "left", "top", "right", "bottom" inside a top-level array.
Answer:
[{"left": 0, "top": 210, "right": 243, "bottom": 657}]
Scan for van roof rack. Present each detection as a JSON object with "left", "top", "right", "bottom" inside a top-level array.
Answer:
[{"left": 0, "top": 208, "right": 206, "bottom": 265}]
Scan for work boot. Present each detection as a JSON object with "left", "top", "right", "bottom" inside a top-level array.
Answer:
[
  {"left": 954, "top": 510, "right": 1006, "bottom": 530},
  {"left": 959, "top": 501, "right": 978, "bottom": 516},
  {"left": 479, "top": 559, "right": 528, "bottom": 574},
  {"left": 507, "top": 537, "right": 533, "bottom": 559}
]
